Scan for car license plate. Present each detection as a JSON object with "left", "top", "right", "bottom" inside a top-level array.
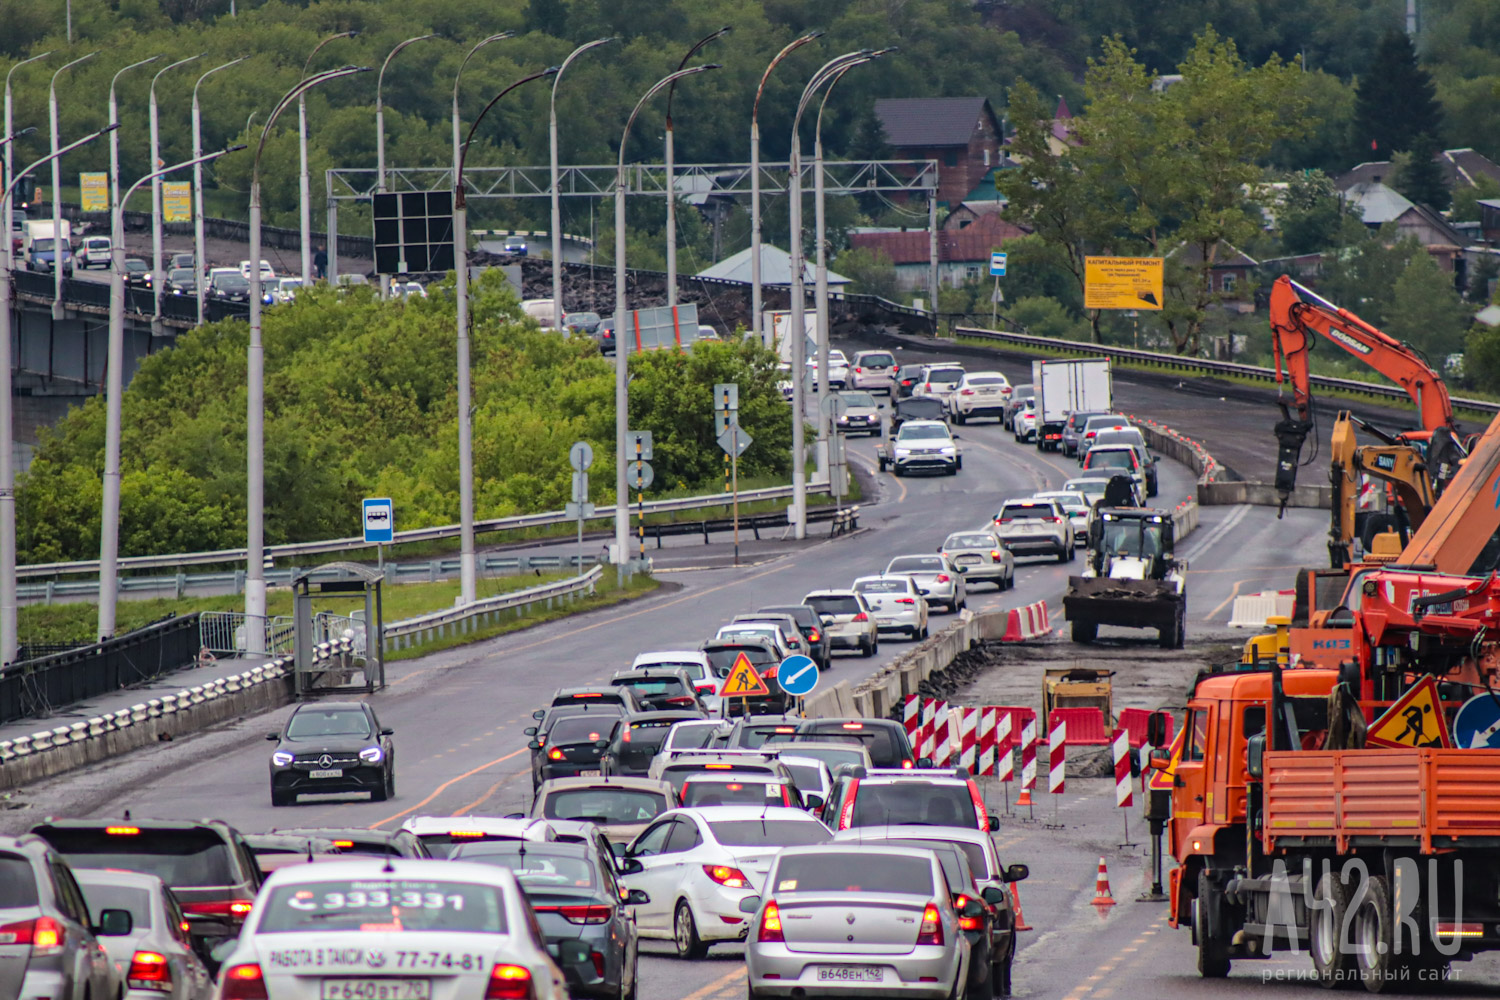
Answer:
[
  {"left": 817, "top": 966, "right": 884, "bottom": 983},
  {"left": 579, "top": 769, "right": 601, "bottom": 777},
  {"left": 309, "top": 768, "right": 343, "bottom": 779},
  {"left": 321, "top": 979, "right": 430, "bottom": 1000},
  {"left": 955, "top": 555, "right": 981, "bottom": 565},
  {"left": 876, "top": 616, "right": 896, "bottom": 625}
]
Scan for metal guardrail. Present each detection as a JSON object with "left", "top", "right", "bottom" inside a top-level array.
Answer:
[
  {"left": 953, "top": 326, "right": 1500, "bottom": 415},
  {"left": 17, "top": 484, "right": 830, "bottom": 580},
  {"left": 382, "top": 565, "right": 605, "bottom": 651}
]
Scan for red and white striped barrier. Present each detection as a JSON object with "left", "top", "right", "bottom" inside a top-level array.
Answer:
[
  {"left": 977, "top": 707, "right": 996, "bottom": 775},
  {"left": 903, "top": 695, "right": 921, "bottom": 750},
  {"left": 1048, "top": 720, "right": 1066, "bottom": 794},
  {"left": 1021, "top": 717, "right": 1038, "bottom": 791},
  {"left": 958, "top": 708, "right": 978, "bottom": 773},
  {"left": 993, "top": 711, "right": 1014, "bottom": 780},
  {"left": 1112, "top": 728, "right": 1132, "bottom": 808},
  {"left": 933, "top": 702, "right": 952, "bottom": 767},
  {"left": 999, "top": 599, "right": 1051, "bottom": 641},
  {"left": 920, "top": 698, "right": 937, "bottom": 760}
]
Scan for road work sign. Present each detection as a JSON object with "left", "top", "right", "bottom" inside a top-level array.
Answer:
[
  {"left": 1084, "top": 256, "right": 1163, "bottom": 311},
  {"left": 718, "top": 652, "right": 770, "bottom": 698},
  {"left": 1366, "top": 675, "right": 1452, "bottom": 749}
]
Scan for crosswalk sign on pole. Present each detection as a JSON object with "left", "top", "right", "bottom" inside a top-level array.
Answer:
[
  {"left": 718, "top": 652, "right": 771, "bottom": 698},
  {"left": 1366, "top": 675, "right": 1452, "bottom": 749}
]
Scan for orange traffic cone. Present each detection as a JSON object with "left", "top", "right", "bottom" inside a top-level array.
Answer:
[
  {"left": 1091, "top": 857, "right": 1116, "bottom": 908},
  {"left": 1016, "top": 788, "right": 1032, "bottom": 807},
  {"left": 1009, "top": 880, "right": 1032, "bottom": 931}
]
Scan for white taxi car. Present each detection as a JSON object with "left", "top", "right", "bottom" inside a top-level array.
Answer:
[{"left": 215, "top": 858, "right": 569, "bottom": 1000}]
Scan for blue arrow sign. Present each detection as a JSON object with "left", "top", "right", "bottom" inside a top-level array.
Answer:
[
  {"left": 777, "top": 654, "right": 819, "bottom": 697},
  {"left": 1453, "top": 694, "right": 1500, "bottom": 749}
]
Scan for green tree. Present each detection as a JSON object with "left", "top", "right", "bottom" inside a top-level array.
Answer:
[
  {"left": 832, "top": 246, "right": 899, "bottom": 301},
  {"left": 1450, "top": 174, "right": 1500, "bottom": 223},
  {"left": 1390, "top": 133, "right": 1452, "bottom": 212},
  {"left": 1351, "top": 29, "right": 1443, "bottom": 161},
  {"left": 1383, "top": 250, "right": 1471, "bottom": 359},
  {"left": 1008, "top": 296, "right": 1089, "bottom": 340},
  {"left": 1276, "top": 170, "right": 1362, "bottom": 255}
]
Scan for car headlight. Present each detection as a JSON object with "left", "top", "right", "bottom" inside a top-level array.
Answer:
[
  {"left": 272, "top": 751, "right": 293, "bottom": 767},
  {"left": 894, "top": 447, "right": 912, "bottom": 456},
  {"left": 940, "top": 446, "right": 956, "bottom": 454},
  {"left": 359, "top": 746, "right": 384, "bottom": 764}
]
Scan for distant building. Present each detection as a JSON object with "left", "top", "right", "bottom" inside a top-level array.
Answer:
[
  {"left": 1168, "top": 241, "right": 1259, "bottom": 311},
  {"left": 1342, "top": 182, "right": 1466, "bottom": 272},
  {"left": 872, "top": 97, "right": 1003, "bottom": 207},
  {"left": 847, "top": 213, "right": 1030, "bottom": 291},
  {"left": 1335, "top": 148, "right": 1500, "bottom": 192}
]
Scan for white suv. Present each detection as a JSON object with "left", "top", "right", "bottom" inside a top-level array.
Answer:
[
  {"left": 948, "top": 370, "right": 1012, "bottom": 424},
  {"left": 993, "top": 497, "right": 1075, "bottom": 562}
]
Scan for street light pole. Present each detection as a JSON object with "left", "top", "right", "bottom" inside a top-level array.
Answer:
[
  {"left": 300, "top": 31, "right": 357, "bottom": 285},
  {"left": 664, "top": 27, "right": 730, "bottom": 309},
  {"left": 99, "top": 144, "right": 244, "bottom": 639},
  {"left": 5, "top": 51, "right": 51, "bottom": 203},
  {"left": 614, "top": 64, "right": 719, "bottom": 578},
  {"left": 245, "top": 66, "right": 368, "bottom": 653},
  {"left": 193, "top": 58, "right": 245, "bottom": 325},
  {"left": 750, "top": 33, "right": 821, "bottom": 345},
  {"left": 549, "top": 37, "right": 613, "bottom": 331},
  {"left": 109, "top": 57, "right": 160, "bottom": 214},
  {"left": 450, "top": 31, "right": 512, "bottom": 606},
  {"left": 0, "top": 123, "right": 117, "bottom": 663},
  {"left": 49, "top": 52, "right": 96, "bottom": 312},
  {"left": 150, "top": 55, "right": 202, "bottom": 323},
  {"left": 376, "top": 33, "right": 436, "bottom": 299}
]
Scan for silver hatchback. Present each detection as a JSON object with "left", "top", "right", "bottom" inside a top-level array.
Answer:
[
  {"left": 743, "top": 844, "right": 969, "bottom": 999},
  {"left": 938, "top": 530, "right": 1014, "bottom": 590}
]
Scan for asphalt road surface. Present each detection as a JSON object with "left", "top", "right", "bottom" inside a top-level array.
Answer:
[{"left": 0, "top": 393, "right": 1392, "bottom": 999}]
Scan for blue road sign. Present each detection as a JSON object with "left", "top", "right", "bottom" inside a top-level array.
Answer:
[
  {"left": 777, "top": 654, "right": 819, "bottom": 697},
  {"left": 363, "top": 497, "right": 394, "bottom": 544},
  {"left": 990, "top": 250, "right": 1007, "bottom": 277},
  {"left": 1453, "top": 694, "right": 1500, "bottom": 749}
]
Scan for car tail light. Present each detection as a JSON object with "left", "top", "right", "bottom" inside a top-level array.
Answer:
[
  {"left": 967, "top": 779, "right": 988, "bottom": 832},
  {"left": 332, "top": 840, "right": 355, "bottom": 848},
  {"left": 838, "top": 779, "right": 859, "bottom": 829},
  {"left": 996, "top": 518, "right": 1012, "bottom": 524},
  {"left": 841, "top": 722, "right": 864, "bottom": 730},
  {"left": 852, "top": 612, "right": 868, "bottom": 622},
  {"left": 954, "top": 895, "right": 981, "bottom": 932},
  {"left": 924, "top": 383, "right": 931, "bottom": 391},
  {"left": 960, "top": 389, "right": 975, "bottom": 395},
  {"left": 704, "top": 865, "right": 750, "bottom": 888},
  {"left": 991, "top": 550, "right": 1002, "bottom": 560},
  {"left": 221, "top": 964, "right": 269, "bottom": 1000},
  {"left": 534, "top": 904, "right": 613, "bottom": 925},
  {"left": 917, "top": 903, "right": 943, "bottom": 945},
  {"left": 1046, "top": 517, "right": 1061, "bottom": 523},
  {"left": 758, "top": 901, "right": 784, "bottom": 942},
  {"left": 807, "top": 629, "right": 820, "bottom": 642},
  {"left": 0, "top": 916, "right": 62, "bottom": 953},
  {"left": 854, "top": 366, "right": 863, "bottom": 373},
  {"left": 548, "top": 747, "right": 565, "bottom": 760},
  {"left": 935, "top": 574, "right": 950, "bottom": 583},
  {"left": 901, "top": 759, "right": 915, "bottom": 769},
  {"left": 896, "top": 597, "right": 915, "bottom": 605},
  {"left": 665, "top": 696, "right": 697, "bottom": 707},
  {"left": 486, "top": 964, "right": 534, "bottom": 1000},
  {"left": 128, "top": 950, "right": 173, "bottom": 991},
  {"left": 181, "top": 900, "right": 253, "bottom": 920},
  {"left": 106, "top": 825, "right": 140, "bottom": 835},
  {"left": 1435, "top": 922, "right": 1484, "bottom": 938}
]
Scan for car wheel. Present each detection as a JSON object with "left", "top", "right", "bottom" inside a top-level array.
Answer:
[
  {"left": 673, "top": 901, "right": 709, "bottom": 960},
  {"left": 861, "top": 635, "right": 875, "bottom": 657},
  {"left": 370, "top": 772, "right": 389, "bottom": 803},
  {"left": 1056, "top": 547, "right": 1069, "bottom": 564},
  {"left": 956, "top": 598, "right": 967, "bottom": 612},
  {"left": 969, "top": 953, "right": 995, "bottom": 1000},
  {"left": 954, "top": 412, "right": 966, "bottom": 425}
]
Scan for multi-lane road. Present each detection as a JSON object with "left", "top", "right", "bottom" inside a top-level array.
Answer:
[{"left": 0, "top": 362, "right": 1389, "bottom": 998}]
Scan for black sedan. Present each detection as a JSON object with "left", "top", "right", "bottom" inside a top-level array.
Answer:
[
  {"left": 530, "top": 712, "right": 616, "bottom": 791},
  {"left": 267, "top": 701, "right": 395, "bottom": 806},
  {"left": 451, "top": 840, "right": 644, "bottom": 1000},
  {"left": 123, "top": 257, "right": 152, "bottom": 287},
  {"left": 601, "top": 710, "right": 704, "bottom": 777}
]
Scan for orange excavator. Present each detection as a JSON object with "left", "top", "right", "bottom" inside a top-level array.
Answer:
[{"left": 1268, "top": 275, "right": 1467, "bottom": 565}]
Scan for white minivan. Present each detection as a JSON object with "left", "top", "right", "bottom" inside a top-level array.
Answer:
[{"left": 76, "top": 235, "right": 112, "bottom": 269}]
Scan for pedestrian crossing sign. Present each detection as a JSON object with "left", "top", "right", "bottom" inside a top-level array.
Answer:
[
  {"left": 719, "top": 653, "right": 770, "bottom": 698},
  {"left": 1366, "top": 675, "right": 1452, "bottom": 749}
]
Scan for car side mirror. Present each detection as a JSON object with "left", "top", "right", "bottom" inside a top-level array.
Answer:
[
  {"left": 617, "top": 857, "right": 644, "bottom": 875},
  {"left": 959, "top": 897, "right": 984, "bottom": 918},
  {"left": 504, "top": 812, "right": 525, "bottom": 820},
  {"left": 265, "top": 733, "right": 279, "bottom": 741},
  {"left": 532, "top": 710, "right": 546, "bottom": 720},
  {"left": 610, "top": 841, "right": 627, "bottom": 858},
  {"left": 1147, "top": 748, "right": 1171, "bottom": 770},
  {"left": 625, "top": 888, "right": 650, "bottom": 906},
  {"left": 527, "top": 740, "right": 541, "bottom": 750},
  {"left": 1247, "top": 733, "right": 1266, "bottom": 780},
  {"left": 524, "top": 727, "right": 538, "bottom": 736},
  {"left": 981, "top": 886, "right": 1007, "bottom": 906},
  {"left": 952, "top": 434, "right": 962, "bottom": 439},
  {"left": 987, "top": 815, "right": 999, "bottom": 831},
  {"left": 915, "top": 758, "right": 934, "bottom": 769},
  {"left": 804, "top": 794, "right": 824, "bottom": 811},
  {"left": 380, "top": 728, "right": 394, "bottom": 736},
  {"left": 95, "top": 908, "right": 133, "bottom": 936},
  {"left": 595, "top": 739, "right": 610, "bottom": 749},
  {"left": 1146, "top": 711, "right": 1169, "bottom": 747},
  {"left": 1004, "top": 864, "right": 1030, "bottom": 884},
  {"left": 738, "top": 895, "right": 763, "bottom": 914}
]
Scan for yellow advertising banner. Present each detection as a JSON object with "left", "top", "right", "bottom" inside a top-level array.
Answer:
[
  {"left": 162, "top": 181, "right": 192, "bottom": 223},
  {"left": 1084, "top": 256, "right": 1164, "bottom": 311},
  {"left": 79, "top": 172, "right": 107, "bottom": 212}
]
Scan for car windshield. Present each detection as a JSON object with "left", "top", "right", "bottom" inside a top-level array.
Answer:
[
  {"left": 0, "top": 854, "right": 37, "bottom": 906},
  {"left": 641, "top": 662, "right": 707, "bottom": 681},
  {"left": 708, "top": 821, "right": 831, "bottom": 848},
  {"left": 1037, "top": 494, "right": 1087, "bottom": 511},
  {"left": 849, "top": 783, "right": 978, "bottom": 829},
  {"left": 79, "top": 883, "right": 152, "bottom": 929},
  {"left": 805, "top": 595, "right": 861, "bottom": 616},
  {"left": 782, "top": 762, "right": 824, "bottom": 791},
  {"left": 542, "top": 788, "right": 667, "bottom": 824},
  {"left": 888, "top": 556, "right": 944, "bottom": 573},
  {"left": 124, "top": 260, "right": 147, "bottom": 272},
  {"left": 944, "top": 534, "right": 995, "bottom": 549},
  {"left": 614, "top": 676, "right": 687, "bottom": 695},
  {"left": 1085, "top": 417, "right": 1127, "bottom": 431},
  {"left": 718, "top": 627, "right": 777, "bottom": 644},
  {"left": 772, "top": 853, "right": 933, "bottom": 894},
  {"left": 1066, "top": 479, "right": 1111, "bottom": 494},
  {"left": 735, "top": 724, "right": 796, "bottom": 749},
  {"left": 450, "top": 846, "right": 595, "bottom": 890},
  {"left": 41, "top": 828, "right": 235, "bottom": 888},
  {"left": 257, "top": 878, "right": 507, "bottom": 934},
  {"left": 1087, "top": 450, "right": 1135, "bottom": 470},
  {"left": 926, "top": 367, "right": 964, "bottom": 383},
  {"left": 547, "top": 716, "right": 613, "bottom": 746},
  {"left": 898, "top": 425, "right": 949, "bottom": 440},
  {"left": 287, "top": 709, "right": 370, "bottom": 739},
  {"left": 667, "top": 722, "right": 723, "bottom": 748},
  {"left": 31, "top": 238, "right": 55, "bottom": 251},
  {"left": 860, "top": 353, "right": 894, "bottom": 367},
  {"left": 796, "top": 723, "right": 904, "bottom": 767},
  {"left": 611, "top": 721, "right": 675, "bottom": 752},
  {"left": 1101, "top": 520, "right": 1166, "bottom": 558},
  {"left": 169, "top": 269, "right": 194, "bottom": 281},
  {"left": 215, "top": 276, "right": 249, "bottom": 291},
  {"left": 840, "top": 392, "right": 877, "bottom": 407},
  {"left": 1000, "top": 505, "right": 1054, "bottom": 520},
  {"left": 854, "top": 579, "right": 906, "bottom": 594}
]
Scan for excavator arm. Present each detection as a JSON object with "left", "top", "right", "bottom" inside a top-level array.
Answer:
[
  {"left": 1327, "top": 412, "right": 1436, "bottom": 569},
  {"left": 1398, "top": 411, "right": 1500, "bottom": 575}
]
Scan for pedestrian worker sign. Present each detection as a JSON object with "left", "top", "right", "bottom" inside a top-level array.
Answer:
[
  {"left": 718, "top": 652, "right": 770, "bottom": 698},
  {"left": 1366, "top": 675, "right": 1452, "bottom": 749},
  {"left": 1084, "top": 256, "right": 1164, "bottom": 311}
]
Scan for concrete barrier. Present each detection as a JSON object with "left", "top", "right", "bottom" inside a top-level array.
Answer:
[{"left": 1199, "top": 480, "right": 1330, "bottom": 508}]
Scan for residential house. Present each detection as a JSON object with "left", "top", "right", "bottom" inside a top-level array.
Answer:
[
  {"left": 847, "top": 212, "right": 1030, "bottom": 291},
  {"left": 1335, "top": 148, "right": 1500, "bottom": 193},
  {"left": 872, "top": 97, "right": 1003, "bottom": 207},
  {"left": 1168, "top": 241, "right": 1259, "bottom": 312},
  {"left": 1343, "top": 182, "right": 1466, "bottom": 274}
]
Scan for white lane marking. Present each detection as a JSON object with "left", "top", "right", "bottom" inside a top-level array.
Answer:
[{"left": 1181, "top": 503, "right": 1250, "bottom": 562}]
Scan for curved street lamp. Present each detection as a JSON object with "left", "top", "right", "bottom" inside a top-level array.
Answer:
[
  {"left": 299, "top": 31, "right": 358, "bottom": 283},
  {"left": 50, "top": 52, "right": 97, "bottom": 306},
  {"left": 549, "top": 37, "right": 613, "bottom": 330},
  {"left": 109, "top": 56, "right": 160, "bottom": 211},
  {"left": 664, "top": 27, "right": 730, "bottom": 308},
  {"left": 452, "top": 33, "right": 514, "bottom": 187},
  {"left": 613, "top": 63, "right": 720, "bottom": 575},
  {"left": 5, "top": 51, "right": 51, "bottom": 208},
  {"left": 376, "top": 34, "right": 438, "bottom": 298},
  {"left": 193, "top": 58, "right": 247, "bottom": 324},
  {"left": 749, "top": 32, "right": 821, "bottom": 342},
  {"left": 244, "top": 65, "right": 371, "bottom": 650}
]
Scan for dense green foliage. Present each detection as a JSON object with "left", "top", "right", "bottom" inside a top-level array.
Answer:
[{"left": 16, "top": 278, "right": 789, "bottom": 563}]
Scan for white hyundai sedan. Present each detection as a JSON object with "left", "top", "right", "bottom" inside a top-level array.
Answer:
[
  {"left": 214, "top": 858, "right": 569, "bottom": 1000},
  {"left": 616, "top": 806, "right": 832, "bottom": 959}
]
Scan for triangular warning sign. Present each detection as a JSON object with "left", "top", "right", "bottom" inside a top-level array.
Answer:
[
  {"left": 1146, "top": 726, "right": 1185, "bottom": 791},
  {"left": 718, "top": 652, "right": 770, "bottom": 698},
  {"left": 1367, "top": 675, "right": 1452, "bottom": 749}
]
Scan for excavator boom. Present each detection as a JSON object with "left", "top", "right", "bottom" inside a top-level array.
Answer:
[{"left": 1397, "top": 410, "right": 1500, "bottom": 575}]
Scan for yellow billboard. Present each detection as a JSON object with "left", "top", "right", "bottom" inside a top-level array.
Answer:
[
  {"left": 80, "top": 172, "right": 107, "bottom": 212},
  {"left": 1084, "top": 256, "right": 1164, "bottom": 311},
  {"left": 162, "top": 181, "right": 191, "bottom": 223}
]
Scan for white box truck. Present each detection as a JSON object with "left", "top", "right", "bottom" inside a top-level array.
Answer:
[
  {"left": 1032, "top": 357, "right": 1111, "bottom": 451},
  {"left": 22, "top": 219, "right": 72, "bottom": 273}
]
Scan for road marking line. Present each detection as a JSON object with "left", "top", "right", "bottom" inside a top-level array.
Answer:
[
  {"left": 1202, "top": 577, "right": 1248, "bottom": 622},
  {"left": 452, "top": 773, "right": 523, "bottom": 816},
  {"left": 365, "top": 748, "right": 527, "bottom": 829},
  {"left": 680, "top": 965, "right": 746, "bottom": 1000}
]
